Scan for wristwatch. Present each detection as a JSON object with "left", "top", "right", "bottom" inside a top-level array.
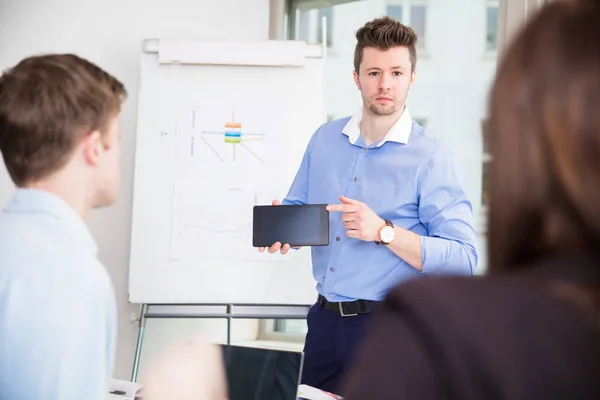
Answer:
[{"left": 376, "top": 220, "right": 395, "bottom": 245}]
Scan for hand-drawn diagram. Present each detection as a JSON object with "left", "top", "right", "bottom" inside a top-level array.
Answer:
[
  {"left": 176, "top": 107, "right": 279, "bottom": 177},
  {"left": 196, "top": 111, "right": 266, "bottom": 163},
  {"left": 170, "top": 105, "right": 303, "bottom": 261},
  {"left": 170, "top": 177, "right": 288, "bottom": 262}
]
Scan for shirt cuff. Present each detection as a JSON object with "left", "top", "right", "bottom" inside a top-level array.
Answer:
[
  {"left": 420, "top": 235, "right": 474, "bottom": 275},
  {"left": 420, "top": 235, "right": 449, "bottom": 275}
]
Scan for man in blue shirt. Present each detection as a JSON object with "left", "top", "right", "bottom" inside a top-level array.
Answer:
[
  {"left": 260, "top": 17, "right": 477, "bottom": 394},
  {"left": 0, "top": 54, "right": 127, "bottom": 400}
]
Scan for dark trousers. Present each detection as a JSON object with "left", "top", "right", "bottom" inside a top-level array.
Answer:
[{"left": 300, "top": 301, "right": 373, "bottom": 395}]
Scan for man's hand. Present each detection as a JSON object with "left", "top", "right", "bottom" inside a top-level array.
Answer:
[
  {"left": 258, "top": 200, "right": 292, "bottom": 255},
  {"left": 327, "top": 196, "right": 385, "bottom": 242}
]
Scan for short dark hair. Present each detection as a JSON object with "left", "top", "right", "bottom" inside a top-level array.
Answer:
[
  {"left": 487, "top": 0, "right": 600, "bottom": 272},
  {"left": 354, "top": 16, "right": 417, "bottom": 73},
  {"left": 0, "top": 54, "right": 127, "bottom": 186}
]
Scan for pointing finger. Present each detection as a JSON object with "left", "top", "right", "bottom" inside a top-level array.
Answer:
[
  {"left": 327, "top": 204, "right": 359, "bottom": 213},
  {"left": 340, "top": 196, "right": 361, "bottom": 205}
]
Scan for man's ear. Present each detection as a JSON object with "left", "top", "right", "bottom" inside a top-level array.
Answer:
[
  {"left": 353, "top": 70, "right": 361, "bottom": 91},
  {"left": 83, "top": 130, "right": 103, "bottom": 166},
  {"left": 409, "top": 69, "right": 417, "bottom": 89}
]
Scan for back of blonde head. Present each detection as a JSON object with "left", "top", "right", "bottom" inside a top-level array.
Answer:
[{"left": 141, "top": 336, "right": 228, "bottom": 400}]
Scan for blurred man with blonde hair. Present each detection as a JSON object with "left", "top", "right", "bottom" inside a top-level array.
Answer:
[
  {"left": 141, "top": 336, "right": 228, "bottom": 400},
  {"left": 0, "top": 54, "right": 126, "bottom": 400}
]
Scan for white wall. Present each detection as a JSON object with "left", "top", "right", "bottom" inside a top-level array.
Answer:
[{"left": 0, "top": 0, "right": 269, "bottom": 379}]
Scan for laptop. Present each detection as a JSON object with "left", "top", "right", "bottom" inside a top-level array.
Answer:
[{"left": 220, "top": 344, "right": 304, "bottom": 400}]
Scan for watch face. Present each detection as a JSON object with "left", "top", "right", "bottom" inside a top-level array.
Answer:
[{"left": 380, "top": 226, "right": 395, "bottom": 243}]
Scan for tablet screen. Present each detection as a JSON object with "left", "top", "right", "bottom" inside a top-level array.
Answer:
[{"left": 252, "top": 204, "right": 329, "bottom": 247}]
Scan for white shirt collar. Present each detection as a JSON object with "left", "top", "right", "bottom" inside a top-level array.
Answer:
[{"left": 342, "top": 107, "right": 413, "bottom": 147}]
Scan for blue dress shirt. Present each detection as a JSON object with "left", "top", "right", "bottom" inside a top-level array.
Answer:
[
  {"left": 283, "top": 109, "right": 478, "bottom": 302},
  {"left": 0, "top": 189, "right": 116, "bottom": 400}
]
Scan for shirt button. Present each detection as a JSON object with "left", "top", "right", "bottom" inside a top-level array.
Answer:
[
  {"left": 363, "top": 148, "right": 368, "bottom": 153},
  {"left": 336, "top": 236, "right": 340, "bottom": 241},
  {"left": 328, "top": 294, "right": 333, "bottom": 299},
  {"left": 354, "top": 176, "right": 359, "bottom": 182},
  {"left": 330, "top": 267, "right": 335, "bottom": 272}
]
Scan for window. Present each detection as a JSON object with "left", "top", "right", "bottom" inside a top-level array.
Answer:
[
  {"left": 386, "top": 1, "right": 428, "bottom": 49},
  {"left": 482, "top": 161, "right": 490, "bottom": 206},
  {"left": 486, "top": 0, "right": 499, "bottom": 51},
  {"left": 317, "top": 7, "right": 333, "bottom": 46},
  {"left": 297, "top": 6, "right": 333, "bottom": 46},
  {"left": 256, "top": 319, "right": 308, "bottom": 343},
  {"left": 481, "top": 118, "right": 491, "bottom": 207},
  {"left": 386, "top": 5, "right": 403, "bottom": 22},
  {"left": 275, "top": 319, "right": 308, "bottom": 335}
]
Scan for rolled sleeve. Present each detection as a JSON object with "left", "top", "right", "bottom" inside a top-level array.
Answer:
[{"left": 418, "top": 149, "right": 478, "bottom": 275}]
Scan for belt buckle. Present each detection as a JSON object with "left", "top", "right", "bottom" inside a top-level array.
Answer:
[{"left": 339, "top": 302, "right": 357, "bottom": 317}]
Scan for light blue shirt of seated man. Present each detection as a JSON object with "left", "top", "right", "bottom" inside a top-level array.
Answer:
[
  {"left": 0, "top": 189, "right": 116, "bottom": 400},
  {"left": 283, "top": 108, "right": 478, "bottom": 302}
]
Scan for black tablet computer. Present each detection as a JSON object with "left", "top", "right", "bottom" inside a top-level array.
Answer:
[{"left": 252, "top": 204, "right": 329, "bottom": 247}]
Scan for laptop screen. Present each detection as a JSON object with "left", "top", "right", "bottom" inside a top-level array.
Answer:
[{"left": 220, "top": 345, "right": 304, "bottom": 400}]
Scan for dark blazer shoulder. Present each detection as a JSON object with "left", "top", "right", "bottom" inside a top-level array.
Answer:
[
  {"left": 343, "top": 274, "right": 600, "bottom": 400},
  {"left": 384, "top": 274, "right": 597, "bottom": 342}
]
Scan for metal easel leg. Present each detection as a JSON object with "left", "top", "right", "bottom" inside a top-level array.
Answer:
[
  {"left": 131, "top": 303, "right": 148, "bottom": 382},
  {"left": 227, "top": 304, "right": 232, "bottom": 345}
]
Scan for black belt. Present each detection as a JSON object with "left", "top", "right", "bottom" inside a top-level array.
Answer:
[{"left": 317, "top": 295, "right": 379, "bottom": 317}]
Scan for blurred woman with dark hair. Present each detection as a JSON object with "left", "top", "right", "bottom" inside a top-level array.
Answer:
[{"left": 341, "top": 1, "right": 600, "bottom": 398}]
